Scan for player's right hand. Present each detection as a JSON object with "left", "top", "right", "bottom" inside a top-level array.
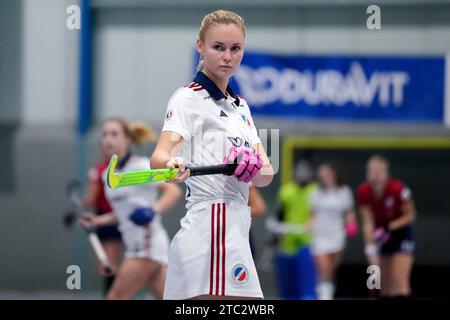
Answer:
[
  {"left": 364, "top": 243, "right": 379, "bottom": 265},
  {"left": 166, "top": 156, "right": 190, "bottom": 183}
]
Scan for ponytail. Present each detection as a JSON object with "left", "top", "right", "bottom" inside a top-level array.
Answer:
[
  {"left": 103, "top": 117, "right": 156, "bottom": 146},
  {"left": 129, "top": 121, "right": 156, "bottom": 145}
]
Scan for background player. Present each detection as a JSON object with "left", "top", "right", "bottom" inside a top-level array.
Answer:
[
  {"left": 309, "top": 163, "right": 358, "bottom": 300},
  {"left": 81, "top": 117, "right": 182, "bottom": 299},
  {"left": 357, "top": 155, "right": 416, "bottom": 299},
  {"left": 150, "top": 10, "right": 274, "bottom": 300},
  {"left": 82, "top": 144, "right": 123, "bottom": 296},
  {"left": 274, "top": 160, "right": 317, "bottom": 299}
]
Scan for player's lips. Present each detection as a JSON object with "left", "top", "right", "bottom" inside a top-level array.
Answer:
[{"left": 220, "top": 65, "right": 232, "bottom": 69}]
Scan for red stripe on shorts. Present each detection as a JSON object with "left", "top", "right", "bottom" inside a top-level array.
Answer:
[
  {"left": 221, "top": 203, "right": 226, "bottom": 295},
  {"left": 209, "top": 203, "right": 215, "bottom": 295},
  {"left": 216, "top": 203, "right": 221, "bottom": 295},
  {"left": 144, "top": 223, "right": 151, "bottom": 258}
]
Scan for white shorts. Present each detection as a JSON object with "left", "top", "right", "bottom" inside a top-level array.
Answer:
[
  {"left": 163, "top": 200, "right": 263, "bottom": 300},
  {"left": 311, "top": 230, "right": 345, "bottom": 255},
  {"left": 120, "top": 217, "right": 170, "bottom": 266}
]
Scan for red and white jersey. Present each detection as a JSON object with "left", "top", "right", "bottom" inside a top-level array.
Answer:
[
  {"left": 357, "top": 179, "right": 412, "bottom": 228},
  {"left": 162, "top": 71, "right": 261, "bottom": 210}
]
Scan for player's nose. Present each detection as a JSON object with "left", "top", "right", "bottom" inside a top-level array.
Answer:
[{"left": 222, "top": 49, "right": 232, "bottom": 62}]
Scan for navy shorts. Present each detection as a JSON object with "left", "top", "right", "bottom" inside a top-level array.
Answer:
[
  {"left": 95, "top": 210, "right": 122, "bottom": 241},
  {"left": 380, "top": 225, "right": 415, "bottom": 256}
]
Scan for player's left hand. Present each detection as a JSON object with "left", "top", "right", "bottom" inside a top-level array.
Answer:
[
  {"left": 345, "top": 220, "right": 359, "bottom": 237},
  {"left": 129, "top": 207, "right": 156, "bottom": 226},
  {"left": 223, "top": 146, "right": 263, "bottom": 183},
  {"left": 373, "top": 226, "right": 390, "bottom": 245},
  {"left": 79, "top": 213, "right": 99, "bottom": 230}
]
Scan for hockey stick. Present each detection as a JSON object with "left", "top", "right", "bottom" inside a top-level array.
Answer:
[
  {"left": 65, "top": 180, "right": 114, "bottom": 275},
  {"left": 258, "top": 215, "right": 310, "bottom": 272},
  {"left": 106, "top": 154, "right": 238, "bottom": 189}
]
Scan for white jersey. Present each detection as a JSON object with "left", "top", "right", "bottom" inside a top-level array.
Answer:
[
  {"left": 103, "top": 154, "right": 169, "bottom": 263},
  {"left": 162, "top": 71, "right": 261, "bottom": 209},
  {"left": 310, "top": 185, "right": 354, "bottom": 254}
]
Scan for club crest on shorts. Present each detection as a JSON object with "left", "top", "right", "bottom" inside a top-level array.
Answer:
[{"left": 231, "top": 263, "right": 249, "bottom": 285}]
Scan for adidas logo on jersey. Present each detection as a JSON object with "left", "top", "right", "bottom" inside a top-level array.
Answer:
[{"left": 220, "top": 110, "right": 228, "bottom": 117}]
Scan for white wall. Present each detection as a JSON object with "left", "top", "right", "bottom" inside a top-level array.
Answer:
[{"left": 21, "top": 0, "right": 79, "bottom": 126}]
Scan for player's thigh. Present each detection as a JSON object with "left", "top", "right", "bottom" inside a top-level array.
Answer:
[
  {"left": 314, "top": 254, "right": 327, "bottom": 275},
  {"left": 108, "top": 258, "right": 157, "bottom": 299},
  {"left": 329, "top": 251, "right": 343, "bottom": 274},
  {"left": 102, "top": 239, "right": 123, "bottom": 263},
  {"left": 314, "top": 254, "right": 333, "bottom": 278}
]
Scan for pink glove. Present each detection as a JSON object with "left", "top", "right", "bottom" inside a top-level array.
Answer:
[
  {"left": 373, "top": 227, "right": 390, "bottom": 245},
  {"left": 345, "top": 220, "right": 359, "bottom": 237},
  {"left": 223, "top": 146, "right": 263, "bottom": 183}
]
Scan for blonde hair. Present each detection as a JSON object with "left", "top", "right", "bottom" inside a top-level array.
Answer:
[
  {"left": 197, "top": 10, "right": 246, "bottom": 71},
  {"left": 104, "top": 117, "right": 156, "bottom": 146}
]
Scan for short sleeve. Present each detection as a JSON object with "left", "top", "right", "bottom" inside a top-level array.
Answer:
[
  {"left": 397, "top": 183, "right": 413, "bottom": 204},
  {"left": 161, "top": 88, "right": 195, "bottom": 141}
]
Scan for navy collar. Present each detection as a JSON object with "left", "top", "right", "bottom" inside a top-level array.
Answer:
[
  {"left": 193, "top": 71, "right": 240, "bottom": 105},
  {"left": 117, "top": 152, "right": 132, "bottom": 169}
]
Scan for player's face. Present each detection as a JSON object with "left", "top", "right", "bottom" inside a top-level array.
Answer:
[
  {"left": 317, "top": 165, "right": 335, "bottom": 189},
  {"left": 101, "top": 121, "right": 130, "bottom": 158},
  {"left": 367, "top": 160, "right": 389, "bottom": 188},
  {"left": 197, "top": 23, "right": 245, "bottom": 81}
]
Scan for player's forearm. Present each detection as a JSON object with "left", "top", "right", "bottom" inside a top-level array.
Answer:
[
  {"left": 95, "top": 212, "right": 118, "bottom": 227},
  {"left": 154, "top": 184, "right": 182, "bottom": 214},
  {"left": 250, "top": 199, "right": 267, "bottom": 217},
  {"left": 360, "top": 207, "right": 374, "bottom": 245},
  {"left": 346, "top": 210, "right": 357, "bottom": 224},
  {"left": 252, "top": 162, "right": 274, "bottom": 187},
  {"left": 150, "top": 151, "right": 172, "bottom": 169},
  {"left": 82, "top": 196, "right": 96, "bottom": 210},
  {"left": 388, "top": 203, "right": 416, "bottom": 231},
  {"left": 82, "top": 182, "right": 99, "bottom": 209},
  {"left": 363, "top": 225, "right": 374, "bottom": 245}
]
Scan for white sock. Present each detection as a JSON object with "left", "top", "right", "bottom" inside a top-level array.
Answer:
[{"left": 317, "top": 280, "right": 335, "bottom": 300}]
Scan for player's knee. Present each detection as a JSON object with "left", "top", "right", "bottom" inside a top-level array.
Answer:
[{"left": 106, "top": 288, "right": 127, "bottom": 300}]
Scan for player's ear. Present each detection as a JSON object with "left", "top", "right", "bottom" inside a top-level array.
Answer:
[{"left": 196, "top": 38, "right": 204, "bottom": 56}]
